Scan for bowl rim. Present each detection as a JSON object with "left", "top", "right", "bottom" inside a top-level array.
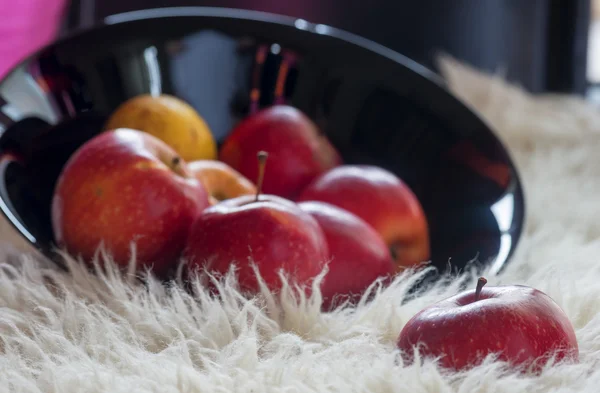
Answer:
[
  {"left": 0, "top": 6, "right": 526, "bottom": 273},
  {"left": 102, "top": 7, "right": 442, "bottom": 79},
  {"left": 1, "top": 7, "right": 441, "bottom": 87}
]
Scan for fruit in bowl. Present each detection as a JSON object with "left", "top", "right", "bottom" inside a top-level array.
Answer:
[
  {"left": 219, "top": 105, "right": 342, "bottom": 199},
  {"left": 298, "top": 201, "right": 395, "bottom": 309},
  {"left": 104, "top": 94, "right": 217, "bottom": 162},
  {"left": 51, "top": 128, "right": 210, "bottom": 276},
  {"left": 48, "top": 92, "right": 429, "bottom": 306},
  {"left": 184, "top": 193, "right": 330, "bottom": 293},
  {"left": 297, "top": 165, "right": 430, "bottom": 270},
  {"left": 188, "top": 159, "right": 257, "bottom": 205},
  {"left": 184, "top": 152, "right": 329, "bottom": 293}
]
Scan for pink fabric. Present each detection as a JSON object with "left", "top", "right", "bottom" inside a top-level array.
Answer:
[{"left": 0, "top": 0, "right": 68, "bottom": 79}]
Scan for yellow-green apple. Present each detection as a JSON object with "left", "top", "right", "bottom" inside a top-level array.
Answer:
[
  {"left": 397, "top": 277, "right": 579, "bottom": 373},
  {"left": 219, "top": 105, "right": 341, "bottom": 199},
  {"left": 51, "top": 128, "right": 210, "bottom": 276},
  {"left": 297, "top": 165, "right": 430, "bottom": 270},
  {"left": 298, "top": 201, "right": 395, "bottom": 310},
  {"left": 188, "top": 159, "right": 256, "bottom": 205}
]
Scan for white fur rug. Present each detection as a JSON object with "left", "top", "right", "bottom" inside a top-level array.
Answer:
[{"left": 2, "top": 56, "right": 600, "bottom": 392}]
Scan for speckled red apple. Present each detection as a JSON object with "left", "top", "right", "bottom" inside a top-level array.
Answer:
[
  {"left": 51, "top": 128, "right": 210, "bottom": 276},
  {"left": 397, "top": 278, "right": 579, "bottom": 373},
  {"left": 298, "top": 201, "right": 395, "bottom": 310},
  {"left": 184, "top": 194, "right": 329, "bottom": 294},
  {"left": 297, "top": 165, "right": 430, "bottom": 269},
  {"left": 219, "top": 105, "right": 342, "bottom": 199},
  {"left": 183, "top": 151, "right": 329, "bottom": 293}
]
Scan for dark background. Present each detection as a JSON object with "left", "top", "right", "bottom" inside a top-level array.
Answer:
[{"left": 64, "top": 0, "right": 592, "bottom": 95}]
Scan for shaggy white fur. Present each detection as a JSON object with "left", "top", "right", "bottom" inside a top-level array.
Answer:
[{"left": 1, "top": 57, "right": 600, "bottom": 392}]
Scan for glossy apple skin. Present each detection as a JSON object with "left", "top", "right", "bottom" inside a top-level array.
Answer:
[
  {"left": 184, "top": 194, "right": 329, "bottom": 293},
  {"left": 219, "top": 105, "right": 342, "bottom": 199},
  {"left": 188, "top": 159, "right": 257, "bottom": 205},
  {"left": 51, "top": 128, "right": 210, "bottom": 276},
  {"left": 298, "top": 201, "right": 395, "bottom": 310},
  {"left": 397, "top": 284, "right": 579, "bottom": 373},
  {"left": 297, "top": 165, "right": 430, "bottom": 269}
]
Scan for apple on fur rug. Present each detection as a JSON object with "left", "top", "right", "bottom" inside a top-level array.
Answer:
[{"left": 2, "top": 55, "right": 600, "bottom": 392}]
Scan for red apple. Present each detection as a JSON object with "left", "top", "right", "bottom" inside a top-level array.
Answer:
[
  {"left": 184, "top": 152, "right": 329, "bottom": 294},
  {"left": 297, "top": 201, "right": 395, "bottom": 310},
  {"left": 51, "top": 128, "right": 210, "bottom": 276},
  {"left": 219, "top": 105, "right": 342, "bottom": 199},
  {"left": 184, "top": 193, "right": 329, "bottom": 294},
  {"left": 297, "top": 165, "right": 430, "bottom": 270},
  {"left": 397, "top": 278, "right": 579, "bottom": 373}
]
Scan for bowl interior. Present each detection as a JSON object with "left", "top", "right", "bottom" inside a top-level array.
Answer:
[{"left": 0, "top": 7, "right": 524, "bottom": 276}]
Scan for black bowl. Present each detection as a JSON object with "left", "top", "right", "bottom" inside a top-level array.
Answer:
[{"left": 0, "top": 7, "right": 524, "bottom": 277}]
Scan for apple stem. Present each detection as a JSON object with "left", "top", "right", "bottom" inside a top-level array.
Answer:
[
  {"left": 474, "top": 277, "right": 487, "bottom": 301},
  {"left": 172, "top": 156, "right": 181, "bottom": 167},
  {"left": 255, "top": 151, "right": 268, "bottom": 202}
]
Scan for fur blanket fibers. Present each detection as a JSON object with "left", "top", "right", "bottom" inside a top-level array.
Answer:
[{"left": 2, "top": 56, "right": 600, "bottom": 393}]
